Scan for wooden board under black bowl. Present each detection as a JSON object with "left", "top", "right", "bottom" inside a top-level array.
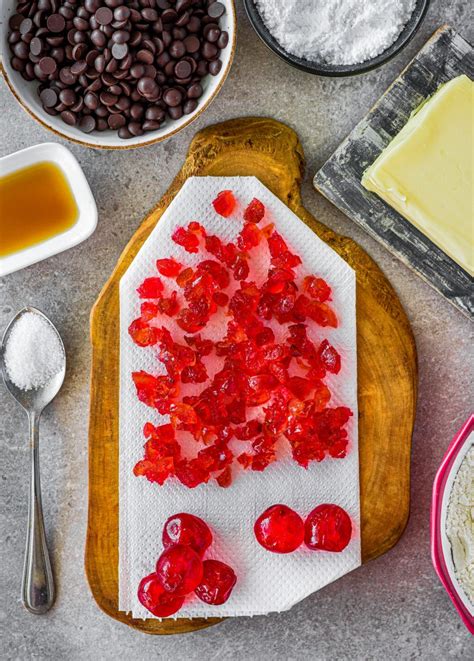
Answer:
[{"left": 314, "top": 26, "right": 473, "bottom": 319}]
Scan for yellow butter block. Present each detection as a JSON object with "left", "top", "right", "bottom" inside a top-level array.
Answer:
[{"left": 362, "top": 74, "right": 474, "bottom": 276}]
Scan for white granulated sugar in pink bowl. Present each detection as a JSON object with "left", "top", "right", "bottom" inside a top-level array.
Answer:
[
  {"left": 4, "top": 312, "right": 64, "bottom": 391},
  {"left": 254, "top": 0, "right": 417, "bottom": 65}
]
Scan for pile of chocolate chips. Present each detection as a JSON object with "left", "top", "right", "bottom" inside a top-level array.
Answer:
[{"left": 8, "top": 0, "right": 228, "bottom": 139}]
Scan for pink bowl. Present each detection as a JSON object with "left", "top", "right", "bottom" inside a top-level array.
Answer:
[{"left": 431, "top": 414, "right": 474, "bottom": 634}]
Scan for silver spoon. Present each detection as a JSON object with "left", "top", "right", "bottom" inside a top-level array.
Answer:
[{"left": 0, "top": 307, "right": 66, "bottom": 614}]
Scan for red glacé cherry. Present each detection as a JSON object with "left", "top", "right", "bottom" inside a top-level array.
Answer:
[
  {"left": 162, "top": 513, "right": 213, "bottom": 557},
  {"left": 195, "top": 559, "right": 237, "bottom": 605},
  {"left": 156, "top": 544, "right": 203, "bottom": 595},
  {"left": 304, "top": 504, "right": 352, "bottom": 552},
  {"left": 254, "top": 504, "right": 304, "bottom": 553},
  {"left": 212, "top": 190, "right": 236, "bottom": 217},
  {"left": 137, "top": 572, "right": 185, "bottom": 617}
]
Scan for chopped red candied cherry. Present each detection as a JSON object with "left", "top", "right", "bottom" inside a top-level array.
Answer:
[
  {"left": 232, "top": 257, "right": 249, "bottom": 281},
  {"left": 162, "top": 513, "right": 213, "bottom": 557},
  {"left": 287, "top": 376, "right": 313, "bottom": 400},
  {"left": 254, "top": 504, "right": 304, "bottom": 553},
  {"left": 137, "top": 277, "right": 164, "bottom": 298},
  {"left": 140, "top": 301, "right": 159, "bottom": 321},
  {"left": 184, "top": 334, "right": 213, "bottom": 356},
  {"left": 177, "top": 308, "right": 207, "bottom": 333},
  {"left": 195, "top": 559, "right": 237, "bottom": 605},
  {"left": 197, "top": 259, "right": 230, "bottom": 288},
  {"left": 303, "top": 275, "right": 331, "bottom": 302},
  {"left": 169, "top": 402, "right": 198, "bottom": 426},
  {"left": 234, "top": 419, "right": 262, "bottom": 440},
  {"left": 213, "top": 292, "right": 229, "bottom": 307},
  {"left": 271, "top": 250, "right": 302, "bottom": 270},
  {"left": 156, "top": 544, "right": 203, "bottom": 595},
  {"left": 158, "top": 291, "right": 180, "bottom": 317},
  {"left": 156, "top": 258, "right": 183, "bottom": 277},
  {"left": 181, "top": 360, "right": 208, "bottom": 384},
  {"left": 132, "top": 371, "right": 178, "bottom": 410},
  {"left": 267, "top": 230, "right": 287, "bottom": 257},
  {"left": 131, "top": 204, "right": 351, "bottom": 486},
  {"left": 212, "top": 190, "right": 236, "bottom": 217},
  {"left": 138, "top": 573, "right": 184, "bottom": 617},
  {"left": 304, "top": 504, "right": 352, "bottom": 552},
  {"left": 216, "top": 466, "right": 232, "bottom": 487},
  {"left": 317, "top": 339, "right": 341, "bottom": 374},
  {"left": 128, "top": 318, "right": 159, "bottom": 347},
  {"left": 243, "top": 198, "right": 265, "bottom": 223},
  {"left": 175, "top": 458, "right": 210, "bottom": 488},
  {"left": 237, "top": 223, "right": 261, "bottom": 251},
  {"left": 188, "top": 221, "right": 205, "bottom": 235},
  {"left": 172, "top": 226, "right": 200, "bottom": 253}
]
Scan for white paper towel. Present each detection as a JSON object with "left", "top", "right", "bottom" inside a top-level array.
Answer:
[{"left": 119, "top": 177, "right": 360, "bottom": 618}]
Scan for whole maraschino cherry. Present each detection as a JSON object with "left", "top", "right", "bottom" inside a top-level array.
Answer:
[
  {"left": 195, "top": 559, "right": 237, "bottom": 605},
  {"left": 162, "top": 512, "right": 213, "bottom": 557},
  {"left": 254, "top": 504, "right": 305, "bottom": 553},
  {"left": 156, "top": 544, "right": 204, "bottom": 596},
  {"left": 137, "top": 573, "right": 185, "bottom": 618},
  {"left": 304, "top": 504, "right": 352, "bottom": 552}
]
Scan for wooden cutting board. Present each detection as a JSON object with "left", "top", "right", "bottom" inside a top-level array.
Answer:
[{"left": 86, "top": 118, "right": 417, "bottom": 635}]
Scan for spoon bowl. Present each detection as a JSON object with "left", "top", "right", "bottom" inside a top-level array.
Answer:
[
  {"left": 1, "top": 307, "right": 66, "bottom": 411},
  {"left": 0, "top": 306, "right": 66, "bottom": 614}
]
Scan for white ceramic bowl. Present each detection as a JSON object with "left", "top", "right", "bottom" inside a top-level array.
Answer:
[
  {"left": 0, "top": 142, "right": 97, "bottom": 276},
  {"left": 0, "top": 1, "right": 236, "bottom": 149}
]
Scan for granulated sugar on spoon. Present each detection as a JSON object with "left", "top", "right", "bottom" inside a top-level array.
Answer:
[{"left": 1, "top": 307, "right": 66, "bottom": 614}]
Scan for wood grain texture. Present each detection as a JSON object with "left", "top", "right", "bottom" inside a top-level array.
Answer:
[
  {"left": 86, "top": 117, "right": 417, "bottom": 635},
  {"left": 314, "top": 26, "right": 474, "bottom": 319}
]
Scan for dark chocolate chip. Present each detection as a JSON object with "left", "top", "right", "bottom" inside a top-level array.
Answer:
[
  {"left": 208, "top": 59, "right": 222, "bottom": 75},
  {"left": 39, "top": 56, "right": 57, "bottom": 74},
  {"left": 142, "top": 119, "right": 161, "bottom": 131},
  {"left": 136, "top": 49, "right": 153, "bottom": 64},
  {"left": 59, "top": 88, "right": 76, "bottom": 106},
  {"left": 187, "top": 82, "right": 202, "bottom": 99},
  {"left": 95, "top": 7, "right": 113, "bottom": 26},
  {"left": 174, "top": 59, "right": 192, "bottom": 79},
  {"left": 46, "top": 13, "right": 65, "bottom": 33},
  {"left": 108, "top": 113, "right": 126, "bottom": 129},
  {"left": 114, "top": 6, "right": 130, "bottom": 22},
  {"left": 40, "top": 87, "right": 58, "bottom": 107},
  {"left": 79, "top": 114, "right": 96, "bottom": 133},
  {"left": 19, "top": 18, "right": 33, "bottom": 35},
  {"left": 111, "top": 42, "right": 128, "bottom": 60},
  {"left": 163, "top": 87, "right": 182, "bottom": 107},
  {"left": 118, "top": 126, "right": 132, "bottom": 139},
  {"left": 60, "top": 109, "right": 77, "bottom": 125},
  {"left": 207, "top": 2, "right": 225, "bottom": 19},
  {"left": 183, "top": 99, "right": 197, "bottom": 114},
  {"left": 30, "top": 37, "right": 43, "bottom": 56},
  {"left": 217, "top": 30, "right": 228, "bottom": 49},
  {"left": 184, "top": 35, "right": 200, "bottom": 53}
]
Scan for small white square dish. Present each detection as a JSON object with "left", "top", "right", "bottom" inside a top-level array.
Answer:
[{"left": 0, "top": 142, "right": 97, "bottom": 277}]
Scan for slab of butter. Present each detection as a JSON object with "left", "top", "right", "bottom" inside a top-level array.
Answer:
[{"left": 362, "top": 74, "right": 474, "bottom": 276}]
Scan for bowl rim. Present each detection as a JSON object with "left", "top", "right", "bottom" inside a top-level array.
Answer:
[
  {"left": 431, "top": 413, "right": 474, "bottom": 634},
  {"left": 243, "top": 0, "right": 430, "bottom": 77},
  {"left": 0, "top": 0, "right": 236, "bottom": 150}
]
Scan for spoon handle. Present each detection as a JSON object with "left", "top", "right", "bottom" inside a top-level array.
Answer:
[{"left": 22, "top": 412, "right": 55, "bottom": 614}]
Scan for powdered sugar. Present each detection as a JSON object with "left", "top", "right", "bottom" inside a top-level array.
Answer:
[
  {"left": 4, "top": 311, "right": 64, "bottom": 391},
  {"left": 446, "top": 440, "right": 474, "bottom": 605},
  {"left": 255, "top": 0, "right": 417, "bottom": 66}
]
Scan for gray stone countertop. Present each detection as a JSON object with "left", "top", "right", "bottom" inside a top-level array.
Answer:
[{"left": 1, "top": 1, "right": 473, "bottom": 659}]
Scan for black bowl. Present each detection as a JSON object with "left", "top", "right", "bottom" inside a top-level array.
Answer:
[{"left": 243, "top": 0, "right": 430, "bottom": 76}]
